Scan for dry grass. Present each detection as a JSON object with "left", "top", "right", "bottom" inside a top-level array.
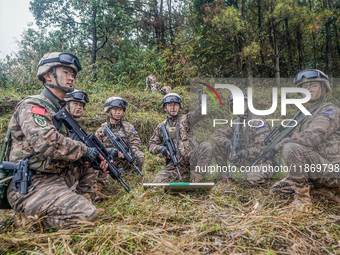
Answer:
[
  {"left": 1, "top": 86, "right": 340, "bottom": 254},
  {"left": 1, "top": 177, "right": 340, "bottom": 254}
]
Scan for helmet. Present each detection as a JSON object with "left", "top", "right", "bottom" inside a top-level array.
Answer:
[
  {"left": 227, "top": 91, "right": 247, "bottom": 111},
  {"left": 37, "top": 52, "right": 82, "bottom": 82},
  {"left": 104, "top": 97, "right": 128, "bottom": 113},
  {"left": 161, "top": 93, "right": 182, "bottom": 108},
  {"left": 294, "top": 69, "right": 331, "bottom": 93},
  {"left": 64, "top": 90, "right": 89, "bottom": 104}
]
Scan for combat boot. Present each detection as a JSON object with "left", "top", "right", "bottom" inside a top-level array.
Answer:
[
  {"left": 311, "top": 186, "right": 340, "bottom": 203},
  {"left": 288, "top": 187, "right": 312, "bottom": 212}
]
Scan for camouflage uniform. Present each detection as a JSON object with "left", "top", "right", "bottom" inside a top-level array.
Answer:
[
  {"left": 213, "top": 115, "right": 275, "bottom": 185},
  {"left": 149, "top": 106, "right": 213, "bottom": 183},
  {"left": 95, "top": 121, "right": 145, "bottom": 185},
  {"left": 5, "top": 91, "right": 97, "bottom": 229},
  {"left": 270, "top": 101, "right": 340, "bottom": 196}
]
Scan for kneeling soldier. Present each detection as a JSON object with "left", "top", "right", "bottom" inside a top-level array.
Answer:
[
  {"left": 2, "top": 52, "right": 108, "bottom": 229},
  {"left": 270, "top": 69, "right": 340, "bottom": 210},
  {"left": 95, "top": 97, "right": 145, "bottom": 190},
  {"left": 148, "top": 93, "right": 212, "bottom": 183},
  {"left": 62, "top": 90, "right": 99, "bottom": 201}
]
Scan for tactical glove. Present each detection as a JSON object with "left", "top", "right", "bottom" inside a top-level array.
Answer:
[
  {"left": 83, "top": 147, "right": 99, "bottom": 163},
  {"left": 159, "top": 146, "right": 169, "bottom": 157},
  {"left": 230, "top": 150, "right": 243, "bottom": 163},
  {"left": 108, "top": 148, "right": 119, "bottom": 158}
]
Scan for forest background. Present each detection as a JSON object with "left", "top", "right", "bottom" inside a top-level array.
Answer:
[{"left": 1, "top": 0, "right": 340, "bottom": 92}]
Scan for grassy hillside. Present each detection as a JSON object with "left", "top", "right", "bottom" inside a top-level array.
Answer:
[{"left": 1, "top": 84, "right": 340, "bottom": 254}]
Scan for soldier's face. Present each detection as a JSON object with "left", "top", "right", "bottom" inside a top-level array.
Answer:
[
  {"left": 109, "top": 107, "right": 124, "bottom": 120},
  {"left": 301, "top": 81, "right": 325, "bottom": 101},
  {"left": 55, "top": 66, "right": 76, "bottom": 89},
  {"left": 164, "top": 102, "right": 180, "bottom": 116},
  {"left": 69, "top": 101, "right": 85, "bottom": 118}
]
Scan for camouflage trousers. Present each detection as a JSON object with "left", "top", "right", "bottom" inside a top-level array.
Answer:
[
  {"left": 7, "top": 172, "right": 98, "bottom": 230},
  {"left": 270, "top": 143, "right": 340, "bottom": 195},
  {"left": 154, "top": 142, "right": 213, "bottom": 183},
  {"left": 62, "top": 161, "right": 98, "bottom": 199},
  {"left": 97, "top": 150, "right": 145, "bottom": 187},
  {"left": 213, "top": 143, "right": 276, "bottom": 185}
]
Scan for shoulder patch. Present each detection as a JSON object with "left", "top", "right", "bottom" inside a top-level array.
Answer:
[
  {"left": 132, "top": 127, "right": 136, "bottom": 131},
  {"left": 320, "top": 109, "right": 334, "bottom": 116},
  {"left": 31, "top": 106, "right": 46, "bottom": 116},
  {"left": 33, "top": 114, "right": 48, "bottom": 127},
  {"left": 255, "top": 123, "right": 266, "bottom": 130}
]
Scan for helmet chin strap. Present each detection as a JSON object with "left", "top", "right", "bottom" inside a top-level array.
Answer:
[
  {"left": 44, "top": 67, "right": 74, "bottom": 93},
  {"left": 108, "top": 109, "right": 124, "bottom": 121}
]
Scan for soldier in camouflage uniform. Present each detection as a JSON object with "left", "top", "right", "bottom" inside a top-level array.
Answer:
[
  {"left": 148, "top": 93, "right": 213, "bottom": 183},
  {"left": 4, "top": 52, "right": 108, "bottom": 229},
  {"left": 213, "top": 91, "right": 276, "bottom": 185},
  {"left": 62, "top": 90, "right": 99, "bottom": 201},
  {"left": 95, "top": 97, "right": 145, "bottom": 191},
  {"left": 270, "top": 69, "right": 340, "bottom": 209}
]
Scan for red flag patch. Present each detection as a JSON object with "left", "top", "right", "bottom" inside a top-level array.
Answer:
[{"left": 31, "top": 107, "right": 46, "bottom": 116}]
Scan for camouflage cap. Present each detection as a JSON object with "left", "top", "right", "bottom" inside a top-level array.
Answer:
[{"left": 37, "top": 52, "right": 80, "bottom": 82}]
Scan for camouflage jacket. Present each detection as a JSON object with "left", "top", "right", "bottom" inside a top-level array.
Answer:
[
  {"left": 5, "top": 93, "right": 88, "bottom": 173},
  {"left": 276, "top": 102, "right": 340, "bottom": 164},
  {"left": 95, "top": 121, "right": 142, "bottom": 154},
  {"left": 213, "top": 115, "right": 271, "bottom": 166},
  {"left": 148, "top": 106, "right": 202, "bottom": 160}
]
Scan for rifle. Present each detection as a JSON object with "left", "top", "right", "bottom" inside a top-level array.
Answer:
[
  {"left": 251, "top": 100, "right": 322, "bottom": 168},
  {"left": 228, "top": 122, "right": 242, "bottom": 178},
  {"left": 160, "top": 124, "right": 182, "bottom": 180},
  {"left": 104, "top": 126, "right": 143, "bottom": 176},
  {"left": 54, "top": 108, "right": 131, "bottom": 192},
  {"left": 0, "top": 153, "right": 35, "bottom": 194}
]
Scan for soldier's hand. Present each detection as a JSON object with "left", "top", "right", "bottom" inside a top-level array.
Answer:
[
  {"left": 118, "top": 151, "right": 125, "bottom": 159},
  {"left": 231, "top": 151, "right": 243, "bottom": 163},
  {"left": 160, "top": 146, "right": 170, "bottom": 157},
  {"left": 108, "top": 148, "right": 119, "bottom": 158},
  {"left": 98, "top": 154, "right": 109, "bottom": 174},
  {"left": 84, "top": 147, "right": 99, "bottom": 163}
]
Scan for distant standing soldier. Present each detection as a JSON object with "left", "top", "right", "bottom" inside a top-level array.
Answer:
[
  {"left": 148, "top": 93, "right": 213, "bottom": 183},
  {"left": 270, "top": 69, "right": 340, "bottom": 210},
  {"left": 2, "top": 52, "right": 108, "bottom": 229},
  {"left": 95, "top": 97, "right": 145, "bottom": 192},
  {"left": 213, "top": 91, "right": 278, "bottom": 185}
]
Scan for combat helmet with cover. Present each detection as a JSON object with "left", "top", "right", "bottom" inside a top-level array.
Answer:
[
  {"left": 37, "top": 52, "right": 82, "bottom": 93},
  {"left": 293, "top": 69, "right": 331, "bottom": 93},
  {"left": 161, "top": 93, "right": 182, "bottom": 108},
  {"left": 104, "top": 97, "right": 128, "bottom": 113}
]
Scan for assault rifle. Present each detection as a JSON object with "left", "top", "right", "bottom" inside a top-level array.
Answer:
[
  {"left": 228, "top": 122, "right": 242, "bottom": 178},
  {"left": 160, "top": 124, "right": 182, "bottom": 180},
  {"left": 54, "top": 108, "right": 131, "bottom": 192},
  {"left": 104, "top": 126, "right": 143, "bottom": 176},
  {"left": 251, "top": 101, "right": 322, "bottom": 168}
]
